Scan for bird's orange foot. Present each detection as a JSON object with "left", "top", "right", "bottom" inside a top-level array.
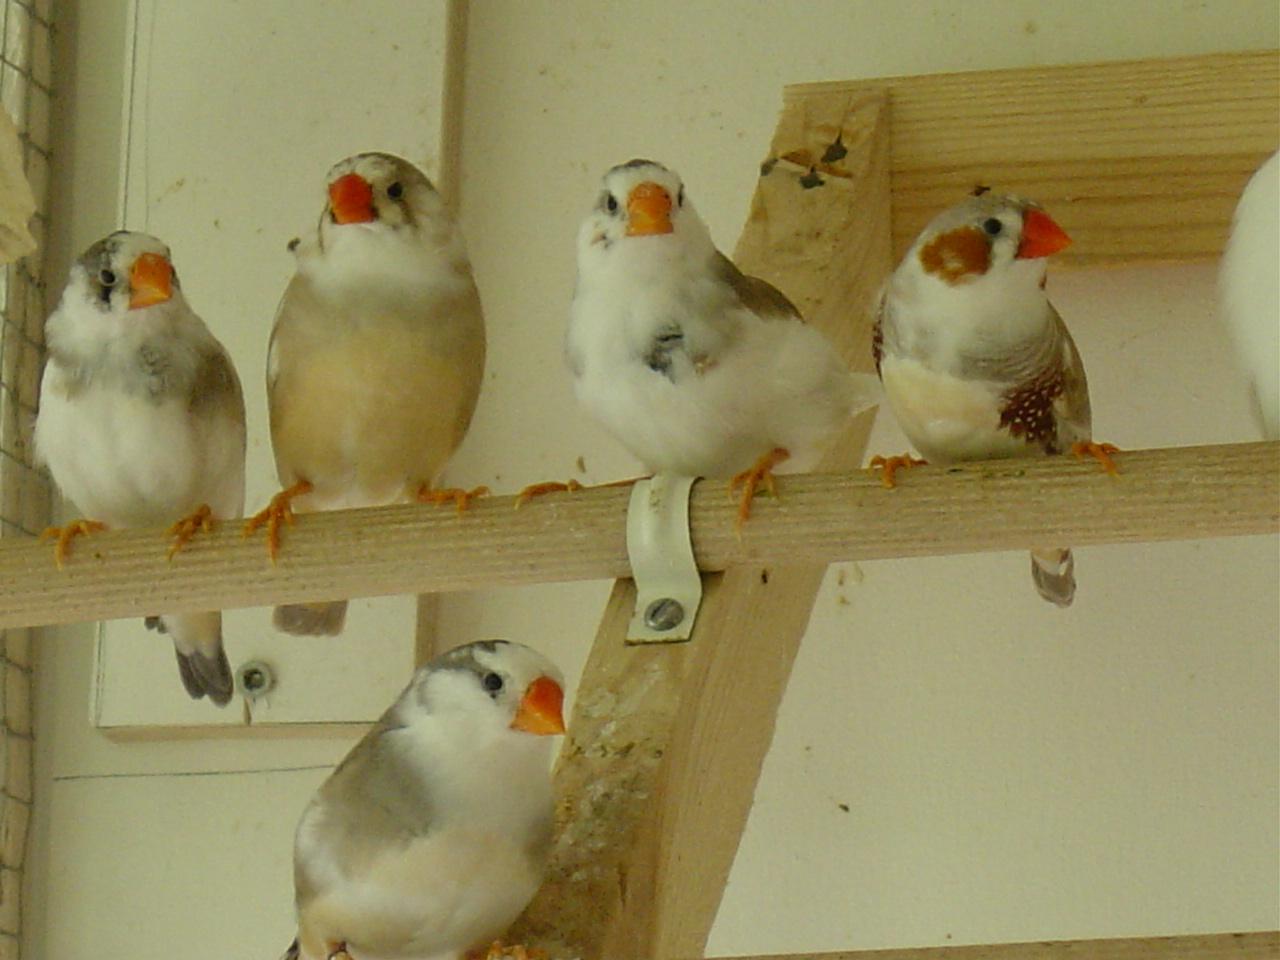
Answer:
[
  {"left": 242, "top": 479, "right": 313, "bottom": 562},
  {"left": 167, "top": 504, "right": 215, "bottom": 560},
  {"left": 869, "top": 453, "right": 927, "bottom": 489},
  {"left": 729, "top": 447, "right": 790, "bottom": 528},
  {"left": 514, "top": 479, "right": 584, "bottom": 509},
  {"left": 417, "top": 484, "right": 490, "bottom": 514},
  {"left": 1071, "top": 440, "right": 1121, "bottom": 476},
  {"left": 467, "top": 942, "right": 549, "bottom": 960},
  {"left": 40, "top": 519, "right": 107, "bottom": 569}
]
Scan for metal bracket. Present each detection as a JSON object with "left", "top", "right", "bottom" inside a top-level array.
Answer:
[{"left": 625, "top": 474, "right": 703, "bottom": 643}]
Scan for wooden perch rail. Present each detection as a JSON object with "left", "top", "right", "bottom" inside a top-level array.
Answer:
[
  {"left": 0, "top": 441, "right": 1275, "bottom": 630},
  {"left": 696, "top": 930, "right": 1279, "bottom": 960}
]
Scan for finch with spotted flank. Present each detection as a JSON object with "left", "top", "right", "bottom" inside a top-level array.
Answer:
[{"left": 873, "top": 191, "right": 1115, "bottom": 607}]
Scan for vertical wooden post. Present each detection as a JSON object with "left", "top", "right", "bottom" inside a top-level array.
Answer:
[{"left": 510, "top": 88, "right": 892, "bottom": 958}]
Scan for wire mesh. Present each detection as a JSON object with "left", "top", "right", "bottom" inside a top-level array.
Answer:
[{"left": 0, "top": 0, "right": 52, "bottom": 951}]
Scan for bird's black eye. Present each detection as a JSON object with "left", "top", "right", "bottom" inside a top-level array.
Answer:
[
  {"left": 482, "top": 672, "right": 504, "bottom": 694},
  {"left": 982, "top": 218, "right": 1003, "bottom": 236},
  {"left": 677, "top": 186, "right": 684, "bottom": 207},
  {"left": 605, "top": 194, "right": 619, "bottom": 214},
  {"left": 387, "top": 181, "right": 404, "bottom": 200},
  {"left": 99, "top": 269, "right": 117, "bottom": 287}
]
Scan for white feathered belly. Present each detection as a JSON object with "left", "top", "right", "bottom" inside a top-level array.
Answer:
[
  {"left": 880, "top": 356, "right": 1034, "bottom": 463},
  {"left": 302, "top": 827, "right": 541, "bottom": 960},
  {"left": 35, "top": 381, "right": 238, "bottom": 525},
  {"left": 573, "top": 322, "right": 855, "bottom": 477}
]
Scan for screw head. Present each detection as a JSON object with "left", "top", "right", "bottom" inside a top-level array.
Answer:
[
  {"left": 236, "top": 659, "right": 276, "bottom": 698},
  {"left": 643, "top": 598, "right": 685, "bottom": 632}
]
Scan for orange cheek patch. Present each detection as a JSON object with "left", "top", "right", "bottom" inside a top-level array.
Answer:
[{"left": 920, "top": 227, "right": 991, "bottom": 283}]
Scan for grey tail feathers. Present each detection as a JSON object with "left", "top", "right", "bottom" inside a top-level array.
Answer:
[
  {"left": 147, "top": 615, "right": 235, "bottom": 706},
  {"left": 174, "top": 645, "right": 235, "bottom": 705},
  {"left": 281, "top": 938, "right": 300, "bottom": 960},
  {"left": 1030, "top": 547, "right": 1076, "bottom": 608},
  {"left": 274, "top": 600, "right": 349, "bottom": 636}
]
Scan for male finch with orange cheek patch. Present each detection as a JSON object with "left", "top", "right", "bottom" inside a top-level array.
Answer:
[
  {"left": 35, "top": 231, "right": 246, "bottom": 703},
  {"left": 283, "top": 640, "right": 565, "bottom": 960},
  {"left": 873, "top": 191, "right": 1117, "bottom": 607},
  {"left": 246, "top": 152, "right": 486, "bottom": 636},
  {"left": 559, "top": 159, "right": 880, "bottom": 525}
]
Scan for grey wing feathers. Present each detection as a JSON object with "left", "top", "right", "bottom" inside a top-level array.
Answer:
[
  {"left": 295, "top": 724, "right": 437, "bottom": 908},
  {"left": 713, "top": 251, "right": 802, "bottom": 322}
]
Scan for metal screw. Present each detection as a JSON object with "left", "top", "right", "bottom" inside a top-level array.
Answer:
[
  {"left": 643, "top": 598, "right": 685, "bottom": 632},
  {"left": 236, "top": 659, "right": 276, "bottom": 699}
]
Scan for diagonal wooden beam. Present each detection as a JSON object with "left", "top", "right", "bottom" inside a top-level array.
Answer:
[{"left": 509, "top": 88, "right": 892, "bottom": 958}]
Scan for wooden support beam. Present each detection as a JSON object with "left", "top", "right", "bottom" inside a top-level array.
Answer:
[
  {"left": 2, "top": 440, "right": 1274, "bottom": 631},
  {"left": 779, "top": 50, "right": 1279, "bottom": 266},
  {"left": 697, "top": 930, "right": 1279, "bottom": 959},
  {"left": 509, "top": 87, "right": 894, "bottom": 958}
]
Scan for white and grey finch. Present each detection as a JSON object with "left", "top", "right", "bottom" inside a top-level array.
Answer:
[
  {"left": 1219, "top": 149, "right": 1279, "bottom": 440},
  {"left": 284, "top": 640, "right": 566, "bottom": 960},
  {"left": 35, "top": 231, "right": 246, "bottom": 704},
  {"left": 249, "top": 152, "right": 486, "bottom": 636},
  {"left": 564, "top": 159, "right": 880, "bottom": 520},
  {"left": 874, "top": 191, "right": 1110, "bottom": 607}
]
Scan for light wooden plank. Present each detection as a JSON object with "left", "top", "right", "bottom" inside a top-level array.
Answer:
[
  {"left": 1, "top": 440, "right": 1275, "bottom": 630},
  {"left": 781, "top": 51, "right": 1279, "bottom": 265},
  {"left": 700, "top": 930, "right": 1280, "bottom": 960},
  {"left": 509, "top": 87, "right": 895, "bottom": 957}
]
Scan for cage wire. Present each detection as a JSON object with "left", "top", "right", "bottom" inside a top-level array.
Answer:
[{"left": 0, "top": 0, "right": 52, "bottom": 951}]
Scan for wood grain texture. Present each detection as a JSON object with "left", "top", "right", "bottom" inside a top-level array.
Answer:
[
  {"left": 511, "top": 89, "right": 895, "bottom": 957},
  {"left": 2, "top": 441, "right": 1275, "bottom": 630},
  {"left": 699, "top": 930, "right": 1279, "bottom": 960},
  {"left": 780, "top": 50, "right": 1279, "bottom": 266}
]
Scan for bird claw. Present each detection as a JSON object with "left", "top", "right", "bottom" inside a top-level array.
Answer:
[
  {"left": 167, "top": 504, "right": 215, "bottom": 560},
  {"left": 1071, "top": 440, "right": 1121, "bottom": 475},
  {"left": 416, "top": 484, "right": 490, "bottom": 513},
  {"left": 869, "top": 453, "right": 927, "bottom": 489},
  {"left": 40, "top": 519, "right": 108, "bottom": 568},
  {"left": 513, "top": 479, "right": 583, "bottom": 509},
  {"left": 729, "top": 447, "right": 790, "bottom": 528},
  {"left": 243, "top": 479, "right": 313, "bottom": 562}
]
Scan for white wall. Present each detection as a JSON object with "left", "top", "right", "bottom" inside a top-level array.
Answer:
[{"left": 29, "top": 1, "right": 1279, "bottom": 958}]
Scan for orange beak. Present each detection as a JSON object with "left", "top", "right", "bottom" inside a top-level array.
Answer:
[
  {"left": 626, "top": 181, "right": 673, "bottom": 236},
  {"left": 1016, "top": 208, "right": 1071, "bottom": 259},
  {"left": 328, "top": 173, "right": 376, "bottom": 225},
  {"left": 128, "top": 252, "right": 173, "bottom": 309},
  {"left": 510, "top": 675, "right": 566, "bottom": 736}
]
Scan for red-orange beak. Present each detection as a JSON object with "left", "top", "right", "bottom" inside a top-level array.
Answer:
[
  {"left": 328, "top": 173, "right": 376, "bottom": 225},
  {"left": 128, "top": 252, "right": 173, "bottom": 309},
  {"left": 626, "top": 181, "right": 673, "bottom": 237},
  {"left": 510, "top": 675, "right": 566, "bottom": 736},
  {"left": 1016, "top": 208, "right": 1071, "bottom": 259}
]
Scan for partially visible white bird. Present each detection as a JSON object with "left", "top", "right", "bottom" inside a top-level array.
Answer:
[
  {"left": 561, "top": 158, "right": 880, "bottom": 523},
  {"left": 284, "top": 639, "right": 566, "bottom": 960},
  {"left": 1220, "top": 149, "right": 1279, "bottom": 439},
  {"left": 873, "top": 190, "right": 1115, "bottom": 607},
  {"left": 35, "top": 231, "right": 245, "bottom": 704}
]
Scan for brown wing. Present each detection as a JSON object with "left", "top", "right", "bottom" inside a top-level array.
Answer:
[{"left": 713, "top": 250, "right": 802, "bottom": 322}]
